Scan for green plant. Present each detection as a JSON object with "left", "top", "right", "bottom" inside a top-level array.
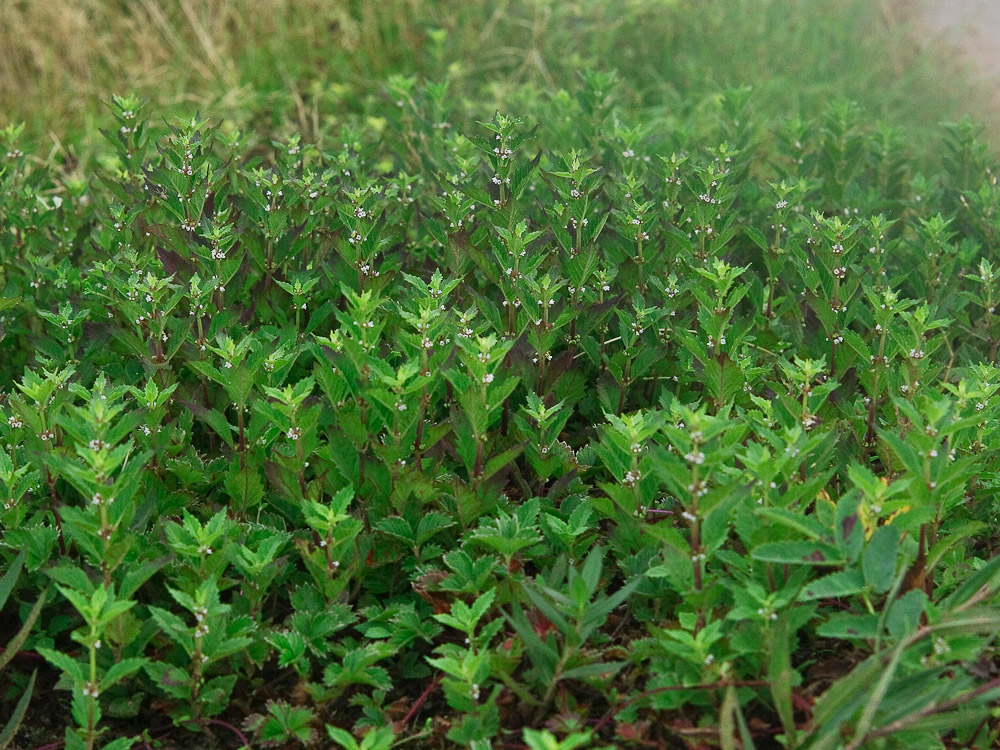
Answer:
[{"left": 4, "top": 45, "right": 1000, "bottom": 749}]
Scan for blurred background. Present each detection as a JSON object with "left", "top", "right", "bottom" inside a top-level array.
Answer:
[{"left": 0, "top": 0, "right": 994, "bottom": 162}]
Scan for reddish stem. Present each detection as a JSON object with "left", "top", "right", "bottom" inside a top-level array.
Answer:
[
  {"left": 399, "top": 672, "right": 443, "bottom": 728},
  {"left": 203, "top": 718, "right": 252, "bottom": 749}
]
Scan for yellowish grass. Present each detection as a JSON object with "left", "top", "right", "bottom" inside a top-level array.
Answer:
[
  {"left": 0, "top": 0, "right": 993, "bottom": 161},
  {"left": 0, "top": 1, "right": 400, "bottom": 141}
]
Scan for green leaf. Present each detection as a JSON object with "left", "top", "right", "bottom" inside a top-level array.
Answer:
[
  {"left": 885, "top": 589, "right": 926, "bottom": 640},
  {"left": 0, "top": 550, "right": 24, "bottom": 611},
  {"left": 0, "top": 587, "right": 47, "bottom": 673},
  {"left": 268, "top": 630, "right": 308, "bottom": 668},
  {"left": 862, "top": 525, "right": 899, "bottom": 594},
  {"left": 102, "top": 658, "right": 149, "bottom": 689},
  {"left": 5, "top": 525, "right": 59, "bottom": 570},
  {"left": 523, "top": 585, "right": 570, "bottom": 636},
  {"left": 46, "top": 564, "right": 95, "bottom": 595},
  {"left": 816, "top": 612, "right": 879, "bottom": 640},
  {"left": 580, "top": 545, "right": 603, "bottom": 595},
  {"left": 767, "top": 613, "right": 797, "bottom": 745},
  {"left": 939, "top": 553, "right": 1000, "bottom": 610},
  {"left": 756, "top": 507, "right": 826, "bottom": 540},
  {"left": 64, "top": 727, "right": 87, "bottom": 750},
  {"left": 0, "top": 668, "right": 35, "bottom": 750},
  {"left": 118, "top": 557, "right": 169, "bottom": 600},
  {"left": 223, "top": 465, "right": 265, "bottom": 512},
  {"left": 327, "top": 724, "right": 361, "bottom": 750},
  {"left": 559, "top": 660, "right": 626, "bottom": 681},
  {"left": 144, "top": 662, "right": 192, "bottom": 700},
  {"left": 751, "top": 541, "right": 843, "bottom": 566},
  {"left": 744, "top": 226, "right": 769, "bottom": 252},
  {"left": 36, "top": 647, "right": 85, "bottom": 684},
  {"left": 199, "top": 408, "right": 235, "bottom": 447},
  {"left": 807, "top": 655, "right": 880, "bottom": 745},
  {"left": 798, "top": 569, "right": 865, "bottom": 601},
  {"left": 469, "top": 588, "right": 496, "bottom": 623},
  {"left": 376, "top": 516, "right": 415, "bottom": 543}
]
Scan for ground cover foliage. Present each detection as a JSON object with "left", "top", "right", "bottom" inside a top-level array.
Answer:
[{"left": 3, "top": 47, "right": 1000, "bottom": 750}]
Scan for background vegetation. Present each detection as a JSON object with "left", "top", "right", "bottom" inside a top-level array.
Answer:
[{"left": 0, "top": 0, "right": 992, "bottom": 163}]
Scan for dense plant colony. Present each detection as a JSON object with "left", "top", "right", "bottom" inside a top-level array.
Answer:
[{"left": 2, "top": 76, "right": 1000, "bottom": 750}]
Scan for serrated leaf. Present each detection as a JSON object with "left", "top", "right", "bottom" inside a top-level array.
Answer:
[
  {"left": 102, "top": 658, "right": 149, "bottom": 689},
  {"left": 36, "top": 648, "right": 85, "bottom": 683}
]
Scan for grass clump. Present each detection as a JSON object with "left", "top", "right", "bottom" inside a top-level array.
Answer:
[{"left": 2, "top": 2, "right": 1000, "bottom": 750}]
